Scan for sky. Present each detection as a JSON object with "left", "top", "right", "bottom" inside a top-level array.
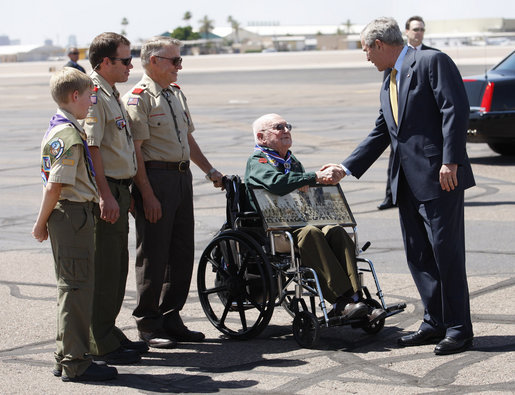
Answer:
[{"left": 3, "top": 0, "right": 515, "bottom": 47}]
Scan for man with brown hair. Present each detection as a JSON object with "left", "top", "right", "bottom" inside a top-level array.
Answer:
[{"left": 82, "top": 32, "right": 145, "bottom": 364}]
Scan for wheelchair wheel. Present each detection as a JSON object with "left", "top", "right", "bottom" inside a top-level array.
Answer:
[
  {"left": 292, "top": 311, "right": 320, "bottom": 348},
  {"left": 362, "top": 298, "right": 385, "bottom": 334},
  {"left": 197, "top": 230, "right": 275, "bottom": 340}
]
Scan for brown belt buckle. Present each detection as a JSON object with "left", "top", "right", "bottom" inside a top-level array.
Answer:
[{"left": 178, "top": 161, "right": 188, "bottom": 172}]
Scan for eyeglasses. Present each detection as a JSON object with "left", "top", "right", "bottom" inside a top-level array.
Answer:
[
  {"left": 412, "top": 28, "right": 425, "bottom": 32},
  {"left": 109, "top": 56, "right": 132, "bottom": 66},
  {"left": 155, "top": 55, "right": 183, "bottom": 67},
  {"left": 271, "top": 123, "right": 292, "bottom": 132}
]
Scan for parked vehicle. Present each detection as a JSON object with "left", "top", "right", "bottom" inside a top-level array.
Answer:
[{"left": 463, "top": 50, "right": 515, "bottom": 156}]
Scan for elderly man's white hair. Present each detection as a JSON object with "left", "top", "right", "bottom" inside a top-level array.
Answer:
[{"left": 252, "top": 113, "right": 281, "bottom": 143}]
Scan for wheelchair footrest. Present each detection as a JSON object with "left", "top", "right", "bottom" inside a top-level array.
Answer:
[{"left": 386, "top": 303, "right": 406, "bottom": 312}]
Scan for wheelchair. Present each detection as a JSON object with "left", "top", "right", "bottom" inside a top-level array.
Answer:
[{"left": 197, "top": 175, "right": 406, "bottom": 348}]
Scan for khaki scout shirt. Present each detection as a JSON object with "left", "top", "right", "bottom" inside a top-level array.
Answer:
[
  {"left": 81, "top": 71, "right": 137, "bottom": 179},
  {"left": 123, "top": 74, "right": 194, "bottom": 162},
  {"left": 42, "top": 109, "right": 99, "bottom": 203}
]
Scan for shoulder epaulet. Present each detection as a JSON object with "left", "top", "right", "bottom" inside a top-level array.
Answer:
[
  {"left": 132, "top": 87, "right": 145, "bottom": 95},
  {"left": 170, "top": 83, "right": 181, "bottom": 90}
]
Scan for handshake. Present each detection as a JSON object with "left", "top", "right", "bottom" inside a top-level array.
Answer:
[{"left": 315, "top": 163, "right": 346, "bottom": 185}]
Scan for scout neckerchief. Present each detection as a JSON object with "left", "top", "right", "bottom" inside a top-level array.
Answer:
[
  {"left": 254, "top": 144, "right": 292, "bottom": 174},
  {"left": 43, "top": 114, "right": 96, "bottom": 185}
]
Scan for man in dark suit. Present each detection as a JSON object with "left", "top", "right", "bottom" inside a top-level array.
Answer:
[
  {"left": 378, "top": 15, "right": 437, "bottom": 210},
  {"left": 328, "top": 17, "right": 475, "bottom": 355},
  {"left": 64, "top": 47, "right": 86, "bottom": 73}
]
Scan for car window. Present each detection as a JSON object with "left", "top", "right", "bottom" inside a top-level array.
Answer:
[{"left": 492, "top": 51, "right": 515, "bottom": 72}]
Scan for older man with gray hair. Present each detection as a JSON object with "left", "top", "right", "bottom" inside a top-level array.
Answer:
[{"left": 123, "top": 36, "right": 223, "bottom": 348}]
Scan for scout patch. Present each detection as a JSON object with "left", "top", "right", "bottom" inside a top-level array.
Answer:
[
  {"left": 90, "top": 95, "right": 97, "bottom": 104},
  {"left": 85, "top": 116, "right": 97, "bottom": 124},
  {"left": 258, "top": 158, "right": 267, "bottom": 163},
  {"left": 62, "top": 158, "right": 75, "bottom": 166},
  {"left": 127, "top": 97, "right": 139, "bottom": 105},
  {"left": 132, "top": 88, "right": 144, "bottom": 94},
  {"left": 171, "top": 83, "right": 181, "bottom": 89},
  {"left": 116, "top": 118, "right": 127, "bottom": 130},
  {"left": 49, "top": 138, "right": 64, "bottom": 159},
  {"left": 41, "top": 170, "right": 48, "bottom": 186},
  {"left": 42, "top": 156, "right": 51, "bottom": 171}
]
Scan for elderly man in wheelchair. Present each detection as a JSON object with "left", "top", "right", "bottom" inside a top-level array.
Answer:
[
  {"left": 245, "top": 113, "right": 386, "bottom": 322},
  {"left": 197, "top": 113, "right": 404, "bottom": 347}
]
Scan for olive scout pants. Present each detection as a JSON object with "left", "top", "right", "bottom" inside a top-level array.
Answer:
[{"left": 48, "top": 200, "right": 96, "bottom": 379}]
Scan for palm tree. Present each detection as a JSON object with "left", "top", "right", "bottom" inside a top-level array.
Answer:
[
  {"left": 121, "top": 17, "right": 129, "bottom": 36},
  {"left": 227, "top": 15, "right": 240, "bottom": 43},
  {"left": 183, "top": 11, "right": 192, "bottom": 25},
  {"left": 198, "top": 15, "right": 214, "bottom": 39}
]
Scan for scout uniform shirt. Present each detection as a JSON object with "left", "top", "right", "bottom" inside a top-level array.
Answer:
[
  {"left": 122, "top": 74, "right": 194, "bottom": 162},
  {"left": 41, "top": 109, "right": 98, "bottom": 203},
  {"left": 82, "top": 71, "right": 137, "bottom": 179}
]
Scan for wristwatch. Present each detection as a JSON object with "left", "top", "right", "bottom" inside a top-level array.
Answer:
[{"left": 205, "top": 167, "right": 217, "bottom": 181}]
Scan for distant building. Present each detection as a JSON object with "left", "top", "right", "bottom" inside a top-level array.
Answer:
[
  {"left": 0, "top": 35, "right": 10, "bottom": 45},
  {"left": 0, "top": 44, "right": 65, "bottom": 62}
]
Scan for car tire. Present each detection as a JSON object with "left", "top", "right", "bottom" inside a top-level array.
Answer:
[{"left": 487, "top": 143, "right": 515, "bottom": 156}]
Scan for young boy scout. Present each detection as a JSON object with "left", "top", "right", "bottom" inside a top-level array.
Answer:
[{"left": 32, "top": 67, "right": 117, "bottom": 382}]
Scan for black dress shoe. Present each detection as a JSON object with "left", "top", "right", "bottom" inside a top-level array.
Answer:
[
  {"left": 377, "top": 198, "right": 396, "bottom": 210},
  {"left": 53, "top": 361, "right": 107, "bottom": 377},
  {"left": 61, "top": 361, "right": 117, "bottom": 382},
  {"left": 167, "top": 327, "right": 205, "bottom": 342},
  {"left": 120, "top": 339, "right": 149, "bottom": 354},
  {"left": 398, "top": 329, "right": 445, "bottom": 347},
  {"left": 139, "top": 330, "right": 177, "bottom": 349},
  {"left": 92, "top": 347, "right": 141, "bottom": 365},
  {"left": 434, "top": 336, "right": 473, "bottom": 355}
]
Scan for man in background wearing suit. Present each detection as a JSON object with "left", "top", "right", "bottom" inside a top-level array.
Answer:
[
  {"left": 378, "top": 15, "right": 437, "bottom": 210},
  {"left": 327, "top": 17, "right": 475, "bottom": 355},
  {"left": 64, "top": 47, "right": 86, "bottom": 73}
]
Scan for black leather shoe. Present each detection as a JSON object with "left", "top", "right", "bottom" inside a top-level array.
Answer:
[
  {"left": 61, "top": 362, "right": 117, "bottom": 382},
  {"left": 434, "top": 336, "right": 473, "bottom": 355},
  {"left": 139, "top": 331, "right": 177, "bottom": 349},
  {"left": 92, "top": 347, "right": 141, "bottom": 365},
  {"left": 167, "top": 327, "right": 205, "bottom": 342},
  {"left": 398, "top": 329, "right": 445, "bottom": 347},
  {"left": 53, "top": 361, "right": 106, "bottom": 377},
  {"left": 120, "top": 339, "right": 149, "bottom": 354},
  {"left": 377, "top": 198, "right": 396, "bottom": 210}
]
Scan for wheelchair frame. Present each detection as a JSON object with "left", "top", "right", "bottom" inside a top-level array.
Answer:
[{"left": 197, "top": 176, "right": 406, "bottom": 348}]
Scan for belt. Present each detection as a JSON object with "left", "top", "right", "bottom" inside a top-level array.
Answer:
[
  {"left": 58, "top": 200, "right": 96, "bottom": 210},
  {"left": 105, "top": 176, "right": 132, "bottom": 186},
  {"left": 145, "top": 160, "right": 190, "bottom": 172}
]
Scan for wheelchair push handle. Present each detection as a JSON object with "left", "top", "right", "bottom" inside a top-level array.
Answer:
[{"left": 361, "top": 241, "right": 371, "bottom": 252}]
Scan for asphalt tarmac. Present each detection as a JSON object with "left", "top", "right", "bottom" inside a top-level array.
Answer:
[{"left": 0, "top": 47, "right": 513, "bottom": 394}]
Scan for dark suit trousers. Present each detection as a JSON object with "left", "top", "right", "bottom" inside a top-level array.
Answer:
[
  {"left": 132, "top": 168, "right": 194, "bottom": 332},
  {"left": 397, "top": 171, "right": 472, "bottom": 339}
]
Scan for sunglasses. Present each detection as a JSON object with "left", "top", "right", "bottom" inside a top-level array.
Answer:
[
  {"left": 109, "top": 56, "right": 133, "bottom": 66},
  {"left": 155, "top": 55, "right": 183, "bottom": 67},
  {"left": 272, "top": 123, "right": 292, "bottom": 131},
  {"left": 412, "top": 28, "right": 425, "bottom": 32}
]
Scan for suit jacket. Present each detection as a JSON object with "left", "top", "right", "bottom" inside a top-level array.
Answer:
[{"left": 344, "top": 48, "right": 475, "bottom": 202}]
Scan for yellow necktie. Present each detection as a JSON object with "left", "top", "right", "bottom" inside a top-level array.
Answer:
[{"left": 389, "top": 68, "right": 398, "bottom": 125}]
